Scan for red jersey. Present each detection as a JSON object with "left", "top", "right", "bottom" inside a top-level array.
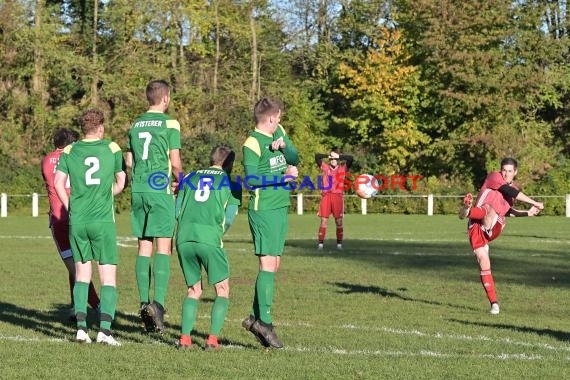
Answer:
[
  {"left": 41, "top": 149, "right": 70, "bottom": 224},
  {"left": 473, "top": 171, "right": 513, "bottom": 217},
  {"left": 320, "top": 162, "right": 348, "bottom": 195}
]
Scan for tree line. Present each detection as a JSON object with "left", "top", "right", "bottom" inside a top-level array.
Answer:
[{"left": 1, "top": 0, "right": 569, "bottom": 213}]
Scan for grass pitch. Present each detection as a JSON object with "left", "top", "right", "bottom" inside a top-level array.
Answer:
[{"left": 0, "top": 213, "right": 568, "bottom": 379}]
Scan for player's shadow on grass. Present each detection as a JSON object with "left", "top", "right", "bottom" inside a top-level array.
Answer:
[
  {"left": 287, "top": 239, "right": 570, "bottom": 289},
  {"left": 332, "top": 282, "right": 479, "bottom": 312},
  {"left": 0, "top": 302, "right": 78, "bottom": 339},
  {"left": 447, "top": 318, "right": 570, "bottom": 342},
  {"left": 0, "top": 301, "right": 175, "bottom": 344}
]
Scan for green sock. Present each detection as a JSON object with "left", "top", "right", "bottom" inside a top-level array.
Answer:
[
  {"left": 256, "top": 271, "right": 275, "bottom": 324},
  {"left": 251, "top": 289, "right": 259, "bottom": 319},
  {"left": 99, "top": 285, "right": 117, "bottom": 332},
  {"left": 153, "top": 253, "right": 171, "bottom": 306},
  {"left": 135, "top": 256, "right": 151, "bottom": 304},
  {"left": 181, "top": 297, "right": 198, "bottom": 336},
  {"left": 73, "top": 281, "right": 89, "bottom": 329},
  {"left": 210, "top": 296, "right": 229, "bottom": 336}
]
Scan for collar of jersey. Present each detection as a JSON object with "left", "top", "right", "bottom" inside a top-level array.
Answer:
[
  {"left": 254, "top": 128, "right": 272, "bottom": 138},
  {"left": 82, "top": 138, "right": 101, "bottom": 142}
]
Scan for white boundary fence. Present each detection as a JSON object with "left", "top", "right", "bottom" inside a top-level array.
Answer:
[{"left": 2, "top": 192, "right": 569, "bottom": 217}]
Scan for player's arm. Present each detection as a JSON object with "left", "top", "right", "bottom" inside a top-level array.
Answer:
[
  {"left": 515, "top": 191, "right": 543, "bottom": 210},
  {"left": 124, "top": 151, "right": 133, "bottom": 171},
  {"left": 169, "top": 149, "right": 182, "bottom": 177},
  {"left": 275, "top": 125, "right": 300, "bottom": 165},
  {"left": 111, "top": 144, "right": 127, "bottom": 195},
  {"left": 113, "top": 171, "right": 127, "bottom": 196},
  {"left": 170, "top": 149, "right": 182, "bottom": 193},
  {"left": 508, "top": 205, "right": 541, "bottom": 217},
  {"left": 280, "top": 134, "right": 299, "bottom": 165},
  {"left": 315, "top": 153, "right": 327, "bottom": 167},
  {"left": 224, "top": 183, "right": 242, "bottom": 233},
  {"left": 224, "top": 204, "right": 238, "bottom": 234},
  {"left": 243, "top": 163, "right": 296, "bottom": 187},
  {"left": 339, "top": 154, "right": 354, "bottom": 169},
  {"left": 54, "top": 170, "right": 70, "bottom": 211},
  {"left": 499, "top": 184, "right": 543, "bottom": 210}
]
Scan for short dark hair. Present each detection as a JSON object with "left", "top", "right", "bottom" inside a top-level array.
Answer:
[
  {"left": 79, "top": 109, "right": 104, "bottom": 135},
  {"left": 253, "top": 97, "right": 283, "bottom": 124},
  {"left": 210, "top": 144, "right": 235, "bottom": 168},
  {"left": 53, "top": 128, "right": 79, "bottom": 149},
  {"left": 500, "top": 157, "right": 518, "bottom": 169},
  {"left": 146, "top": 80, "right": 170, "bottom": 106}
]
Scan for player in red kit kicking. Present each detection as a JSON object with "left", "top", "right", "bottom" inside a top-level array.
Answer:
[
  {"left": 41, "top": 128, "right": 100, "bottom": 319},
  {"left": 315, "top": 149, "right": 353, "bottom": 250},
  {"left": 459, "top": 157, "right": 543, "bottom": 314}
]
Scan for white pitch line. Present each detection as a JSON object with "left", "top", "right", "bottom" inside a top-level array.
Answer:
[
  {"left": 0, "top": 334, "right": 565, "bottom": 361},
  {"left": 110, "top": 313, "right": 570, "bottom": 354}
]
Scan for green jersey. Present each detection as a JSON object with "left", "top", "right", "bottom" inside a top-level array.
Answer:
[
  {"left": 56, "top": 139, "right": 124, "bottom": 225},
  {"left": 176, "top": 167, "right": 241, "bottom": 248},
  {"left": 127, "top": 111, "right": 181, "bottom": 194},
  {"left": 242, "top": 125, "right": 299, "bottom": 211}
]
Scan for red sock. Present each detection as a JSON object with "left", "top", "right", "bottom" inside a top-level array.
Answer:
[
  {"left": 336, "top": 227, "right": 344, "bottom": 243},
  {"left": 469, "top": 207, "right": 487, "bottom": 219},
  {"left": 318, "top": 227, "right": 326, "bottom": 242},
  {"left": 480, "top": 270, "right": 497, "bottom": 303},
  {"left": 87, "top": 282, "right": 100, "bottom": 309}
]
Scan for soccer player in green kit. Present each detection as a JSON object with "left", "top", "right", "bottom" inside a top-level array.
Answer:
[
  {"left": 125, "top": 80, "right": 182, "bottom": 333},
  {"left": 54, "top": 109, "right": 126, "bottom": 346},
  {"left": 175, "top": 145, "right": 241, "bottom": 350},
  {"left": 241, "top": 97, "right": 299, "bottom": 349}
]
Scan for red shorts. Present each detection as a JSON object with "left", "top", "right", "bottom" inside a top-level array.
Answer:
[
  {"left": 467, "top": 216, "right": 505, "bottom": 250},
  {"left": 318, "top": 193, "right": 344, "bottom": 219},
  {"left": 50, "top": 220, "right": 72, "bottom": 259}
]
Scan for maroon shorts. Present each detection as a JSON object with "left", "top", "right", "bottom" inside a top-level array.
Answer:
[
  {"left": 318, "top": 193, "right": 344, "bottom": 219},
  {"left": 467, "top": 216, "right": 505, "bottom": 250},
  {"left": 50, "top": 220, "right": 72, "bottom": 259}
]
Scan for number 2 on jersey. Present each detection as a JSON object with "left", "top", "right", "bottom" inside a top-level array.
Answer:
[
  {"left": 85, "top": 157, "right": 101, "bottom": 185},
  {"left": 139, "top": 131, "right": 152, "bottom": 160}
]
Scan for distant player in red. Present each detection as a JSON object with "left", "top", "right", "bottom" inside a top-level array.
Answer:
[
  {"left": 41, "top": 128, "right": 100, "bottom": 316},
  {"left": 315, "top": 149, "right": 353, "bottom": 250},
  {"left": 459, "top": 157, "right": 543, "bottom": 314}
]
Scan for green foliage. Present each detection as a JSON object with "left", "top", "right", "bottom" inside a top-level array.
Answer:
[{"left": 332, "top": 27, "right": 430, "bottom": 174}]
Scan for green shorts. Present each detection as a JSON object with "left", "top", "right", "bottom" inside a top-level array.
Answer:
[
  {"left": 131, "top": 192, "right": 175, "bottom": 238},
  {"left": 70, "top": 222, "right": 118, "bottom": 265},
  {"left": 247, "top": 207, "right": 289, "bottom": 256},
  {"left": 176, "top": 241, "right": 229, "bottom": 286}
]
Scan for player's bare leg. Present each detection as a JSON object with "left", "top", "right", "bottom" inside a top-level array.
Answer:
[
  {"left": 317, "top": 217, "right": 328, "bottom": 250},
  {"left": 335, "top": 217, "right": 343, "bottom": 250}
]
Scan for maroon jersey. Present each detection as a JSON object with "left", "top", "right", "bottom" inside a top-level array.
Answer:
[
  {"left": 320, "top": 162, "right": 349, "bottom": 195},
  {"left": 41, "top": 149, "right": 70, "bottom": 224},
  {"left": 473, "top": 171, "right": 512, "bottom": 217}
]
